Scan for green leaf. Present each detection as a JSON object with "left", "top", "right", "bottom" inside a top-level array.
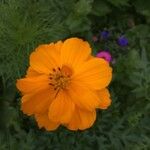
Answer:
[
  {"left": 92, "top": 0, "right": 111, "bottom": 16},
  {"left": 75, "top": 0, "right": 93, "bottom": 16},
  {"left": 107, "top": 0, "right": 129, "bottom": 7},
  {"left": 133, "top": 0, "right": 150, "bottom": 17}
]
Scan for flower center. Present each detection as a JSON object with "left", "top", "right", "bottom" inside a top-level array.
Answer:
[{"left": 49, "top": 65, "right": 72, "bottom": 91}]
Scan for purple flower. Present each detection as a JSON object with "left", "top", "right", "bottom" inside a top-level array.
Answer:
[
  {"left": 117, "top": 36, "right": 128, "bottom": 47},
  {"left": 96, "top": 51, "right": 112, "bottom": 63},
  {"left": 100, "top": 31, "right": 110, "bottom": 40}
]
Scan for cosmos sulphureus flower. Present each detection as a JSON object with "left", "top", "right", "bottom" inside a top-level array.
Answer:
[{"left": 16, "top": 38, "right": 112, "bottom": 131}]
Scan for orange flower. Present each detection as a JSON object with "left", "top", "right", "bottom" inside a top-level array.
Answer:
[{"left": 16, "top": 38, "right": 112, "bottom": 131}]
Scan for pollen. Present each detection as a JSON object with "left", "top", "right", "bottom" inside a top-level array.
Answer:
[{"left": 49, "top": 65, "right": 72, "bottom": 90}]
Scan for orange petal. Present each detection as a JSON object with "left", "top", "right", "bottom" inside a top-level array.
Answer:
[
  {"left": 48, "top": 91, "right": 75, "bottom": 124},
  {"left": 61, "top": 38, "right": 91, "bottom": 71},
  {"left": 21, "top": 88, "right": 55, "bottom": 115},
  {"left": 98, "top": 89, "right": 111, "bottom": 109},
  {"left": 54, "top": 40, "right": 63, "bottom": 54},
  {"left": 66, "top": 107, "right": 96, "bottom": 130},
  {"left": 35, "top": 113, "right": 59, "bottom": 131},
  {"left": 25, "top": 41, "right": 63, "bottom": 80},
  {"left": 16, "top": 75, "right": 49, "bottom": 94},
  {"left": 73, "top": 58, "right": 112, "bottom": 90},
  {"left": 30, "top": 43, "right": 61, "bottom": 74},
  {"left": 26, "top": 67, "right": 41, "bottom": 77},
  {"left": 68, "top": 82, "right": 100, "bottom": 111}
]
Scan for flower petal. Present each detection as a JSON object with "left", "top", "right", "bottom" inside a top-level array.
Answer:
[
  {"left": 30, "top": 43, "right": 61, "bottom": 74},
  {"left": 26, "top": 67, "right": 41, "bottom": 77},
  {"left": 98, "top": 89, "right": 111, "bottom": 109},
  {"left": 66, "top": 107, "right": 96, "bottom": 130},
  {"left": 16, "top": 75, "right": 49, "bottom": 94},
  {"left": 21, "top": 88, "right": 55, "bottom": 115},
  {"left": 48, "top": 91, "right": 75, "bottom": 124},
  {"left": 35, "top": 113, "right": 59, "bottom": 131},
  {"left": 68, "top": 82, "right": 100, "bottom": 111},
  {"left": 54, "top": 40, "right": 63, "bottom": 54},
  {"left": 61, "top": 38, "right": 91, "bottom": 71},
  {"left": 26, "top": 41, "right": 63, "bottom": 77},
  {"left": 73, "top": 58, "right": 112, "bottom": 90}
]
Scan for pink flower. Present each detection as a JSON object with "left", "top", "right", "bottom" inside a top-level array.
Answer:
[{"left": 96, "top": 51, "right": 112, "bottom": 63}]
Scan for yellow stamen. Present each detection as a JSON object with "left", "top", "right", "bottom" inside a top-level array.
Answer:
[{"left": 49, "top": 65, "right": 72, "bottom": 91}]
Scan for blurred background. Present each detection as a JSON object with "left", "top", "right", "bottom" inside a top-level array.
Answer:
[{"left": 0, "top": 0, "right": 150, "bottom": 149}]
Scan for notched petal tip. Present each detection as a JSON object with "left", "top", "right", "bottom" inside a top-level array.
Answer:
[
  {"left": 98, "top": 89, "right": 112, "bottom": 109},
  {"left": 65, "top": 107, "right": 96, "bottom": 131},
  {"left": 35, "top": 113, "right": 59, "bottom": 131}
]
